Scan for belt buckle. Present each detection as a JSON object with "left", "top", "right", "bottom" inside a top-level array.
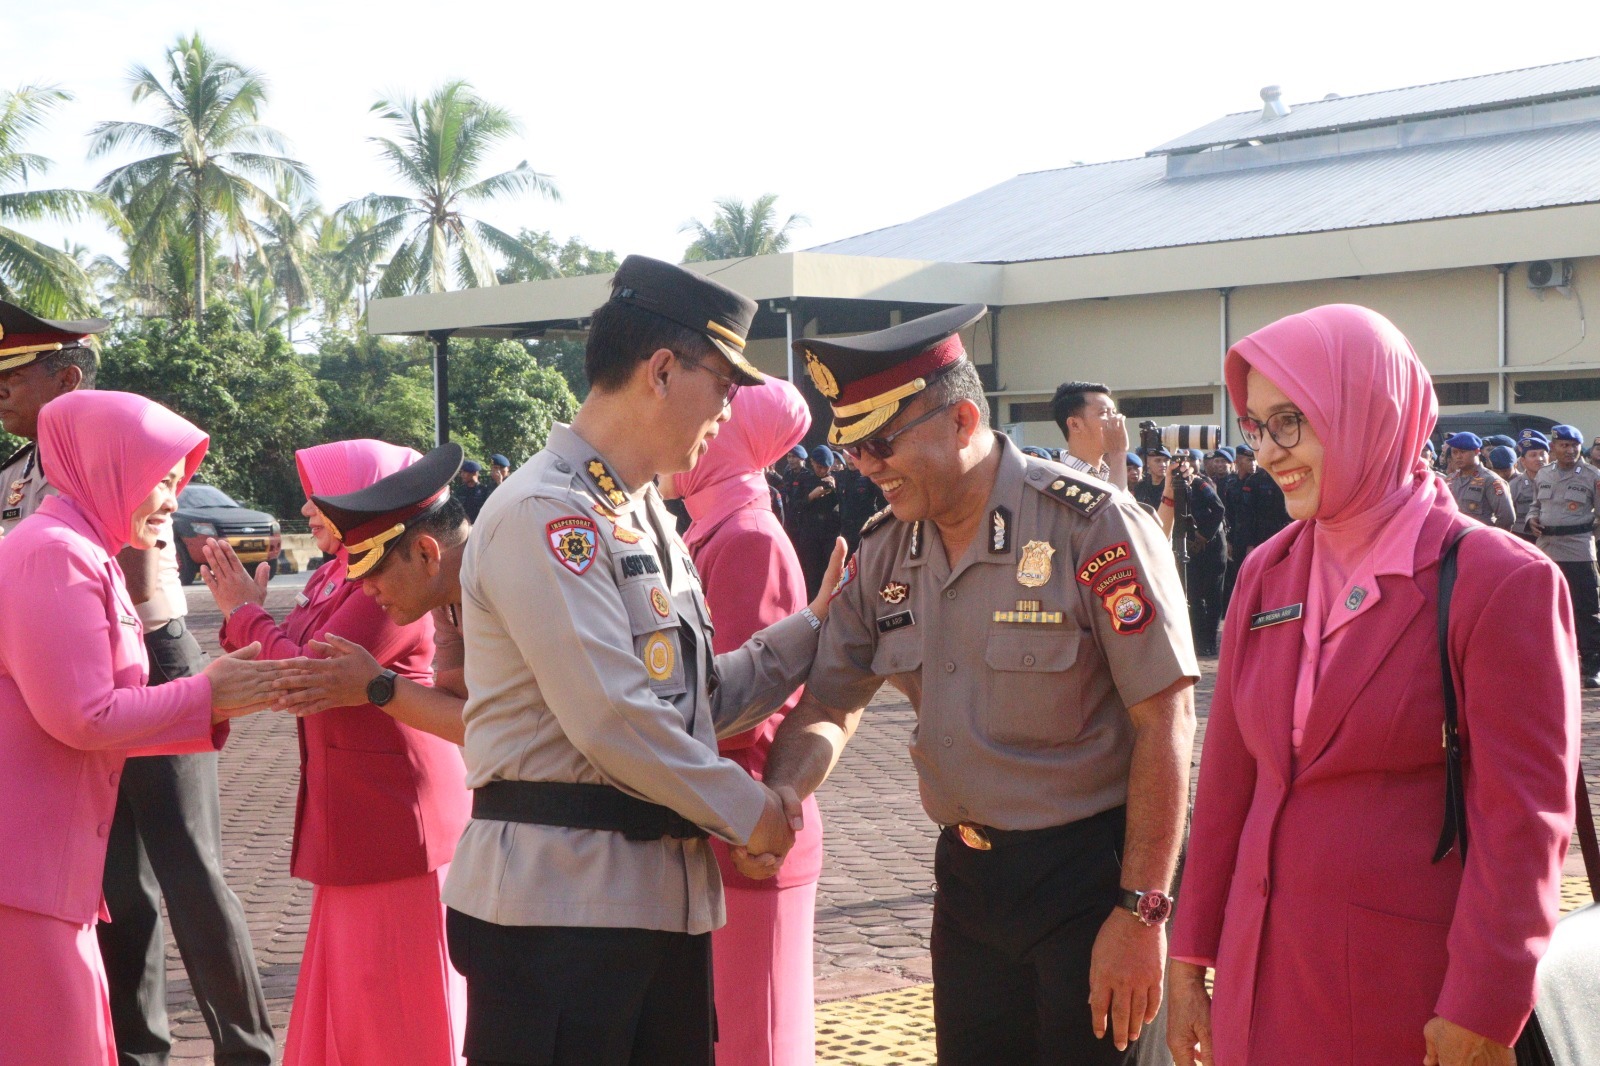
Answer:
[{"left": 955, "top": 823, "right": 992, "bottom": 850}]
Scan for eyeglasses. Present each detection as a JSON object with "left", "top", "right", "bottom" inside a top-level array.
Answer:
[
  {"left": 680, "top": 357, "right": 741, "bottom": 408},
  {"left": 1236, "top": 411, "right": 1305, "bottom": 450},
  {"left": 841, "top": 403, "right": 954, "bottom": 461}
]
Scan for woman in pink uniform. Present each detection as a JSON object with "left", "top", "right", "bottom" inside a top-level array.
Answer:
[
  {"left": 667, "top": 378, "right": 824, "bottom": 1066},
  {"left": 0, "top": 390, "right": 279, "bottom": 1065},
  {"left": 201, "top": 439, "right": 471, "bottom": 1066},
  {"left": 1166, "top": 305, "right": 1579, "bottom": 1066}
]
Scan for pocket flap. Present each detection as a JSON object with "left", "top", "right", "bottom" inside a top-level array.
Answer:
[{"left": 984, "top": 629, "right": 1080, "bottom": 673}]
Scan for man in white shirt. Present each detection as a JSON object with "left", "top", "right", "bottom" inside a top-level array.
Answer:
[{"left": 1051, "top": 381, "right": 1129, "bottom": 490}]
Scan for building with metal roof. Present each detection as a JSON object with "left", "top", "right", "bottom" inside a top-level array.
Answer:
[{"left": 370, "top": 55, "right": 1600, "bottom": 447}]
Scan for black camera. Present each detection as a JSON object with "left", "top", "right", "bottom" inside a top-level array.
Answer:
[{"left": 1138, "top": 421, "right": 1222, "bottom": 456}]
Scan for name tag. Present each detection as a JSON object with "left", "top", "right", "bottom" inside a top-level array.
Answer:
[
  {"left": 1250, "top": 603, "right": 1304, "bottom": 630},
  {"left": 1, "top": 508, "right": 17, "bottom": 521},
  {"left": 295, "top": 593, "right": 311, "bottom": 608},
  {"left": 117, "top": 614, "right": 141, "bottom": 630},
  {"left": 877, "top": 610, "right": 915, "bottom": 634}
]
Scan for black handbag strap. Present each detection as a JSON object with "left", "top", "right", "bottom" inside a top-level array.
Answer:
[{"left": 1433, "top": 527, "right": 1600, "bottom": 902}]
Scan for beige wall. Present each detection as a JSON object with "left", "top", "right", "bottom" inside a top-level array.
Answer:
[
  {"left": 1507, "top": 256, "right": 1600, "bottom": 369},
  {"left": 999, "top": 291, "right": 1220, "bottom": 395}
]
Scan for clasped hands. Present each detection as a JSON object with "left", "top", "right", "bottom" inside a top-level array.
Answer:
[{"left": 730, "top": 785, "right": 805, "bottom": 879}]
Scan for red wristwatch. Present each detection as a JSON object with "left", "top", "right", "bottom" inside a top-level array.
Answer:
[{"left": 1117, "top": 888, "right": 1174, "bottom": 926}]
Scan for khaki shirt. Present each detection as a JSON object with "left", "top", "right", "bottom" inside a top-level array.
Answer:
[
  {"left": 0, "top": 442, "right": 54, "bottom": 535},
  {"left": 1531, "top": 462, "right": 1600, "bottom": 563},
  {"left": 442, "top": 424, "right": 818, "bottom": 934},
  {"left": 1447, "top": 467, "right": 1514, "bottom": 528},
  {"left": 1509, "top": 472, "right": 1539, "bottom": 536},
  {"left": 805, "top": 434, "right": 1199, "bottom": 831}
]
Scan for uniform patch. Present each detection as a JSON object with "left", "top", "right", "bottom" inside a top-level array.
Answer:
[
  {"left": 860, "top": 507, "right": 895, "bottom": 540},
  {"left": 1017, "top": 540, "right": 1056, "bottom": 588},
  {"left": 1076, "top": 542, "right": 1131, "bottom": 587},
  {"left": 649, "top": 586, "right": 672, "bottom": 618},
  {"left": 611, "top": 525, "right": 641, "bottom": 544},
  {"left": 1250, "top": 603, "right": 1304, "bottom": 629},
  {"left": 830, "top": 556, "right": 858, "bottom": 601},
  {"left": 643, "top": 633, "right": 675, "bottom": 681},
  {"left": 546, "top": 516, "right": 599, "bottom": 575},
  {"left": 993, "top": 598, "right": 1064, "bottom": 624},
  {"left": 989, "top": 507, "right": 1011, "bottom": 553},
  {"left": 880, "top": 580, "right": 909, "bottom": 604},
  {"left": 619, "top": 554, "right": 660, "bottom": 579},
  {"left": 585, "top": 458, "right": 628, "bottom": 508},
  {"left": 877, "top": 609, "right": 915, "bottom": 633},
  {"left": 1100, "top": 579, "right": 1154, "bottom": 635},
  {"left": 1040, "top": 474, "right": 1111, "bottom": 517}
]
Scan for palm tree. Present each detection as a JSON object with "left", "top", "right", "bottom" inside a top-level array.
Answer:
[
  {"left": 253, "top": 177, "right": 321, "bottom": 340},
  {"left": 0, "top": 85, "right": 120, "bottom": 317},
  {"left": 88, "top": 33, "right": 312, "bottom": 321},
  {"left": 680, "top": 194, "right": 807, "bottom": 262},
  {"left": 339, "top": 80, "right": 559, "bottom": 296}
]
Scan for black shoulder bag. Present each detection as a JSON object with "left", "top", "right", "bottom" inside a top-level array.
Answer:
[{"left": 1433, "top": 529, "right": 1600, "bottom": 1066}]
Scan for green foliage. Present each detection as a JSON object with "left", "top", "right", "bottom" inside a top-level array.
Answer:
[
  {"left": 681, "top": 194, "right": 806, "bottom": 262},
  {"left": 529, "top": 336, "right": 589, "bottom": 402},
  {"left": 311, "top": 330, "right": 437, "bottom": 452},
  {"left": 451, "top": 338, "right": 578, "bottom": 463},
  {"left": 97, "top": 310, "right": 326, "bottom": 517},
  {"left": 496, "top": 229, "right": 618, "bottom": 284}
]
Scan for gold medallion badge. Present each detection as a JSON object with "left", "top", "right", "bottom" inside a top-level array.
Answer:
[
  {"left": 643, "top": 632, "right": 675, "bottom": 681},
  {"left": 1017, "top": 540, "right": 1056, "bottom": 588},
  {"left": 805, "top": 351, "right": 840, "bottom": 399}
]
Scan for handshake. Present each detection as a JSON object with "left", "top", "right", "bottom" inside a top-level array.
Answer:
[{"left": 730, "top": 784, "right": 805, "bottom": 880}]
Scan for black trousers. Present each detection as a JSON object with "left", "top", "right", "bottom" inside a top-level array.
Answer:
[
  {"left": 97, "top": 621, "right": 274, "bottom": 1066},
  {"left": 1557, "top": 559, "right": 1600, "bottom": 662},
  {"left": 931, "top": 806, "right": 1139, "bottom": 1066},
  {"left": 1186, "top": 556, "right": 1226, "bottom": 656},
  {"left": 447, "top": 909, "right": 715, "bottom": 1066}
]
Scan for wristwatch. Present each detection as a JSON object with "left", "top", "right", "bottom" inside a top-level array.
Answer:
[
  {"left": 366, "top": 669, "right": 399, "bottom": 707},
  {"left": 1117, "top": 888, "right": 1175, "bottom": 926}
]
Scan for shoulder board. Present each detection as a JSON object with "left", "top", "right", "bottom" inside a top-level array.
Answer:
[
  {"left": 1036, "top": 471, "right": 1113, "bottom": 518},
  {"left": 859, "top": 506, "right": 896, "bottom": 540},
  {"left": 0, "top": 440, "right": 35, "bottom": 471}
]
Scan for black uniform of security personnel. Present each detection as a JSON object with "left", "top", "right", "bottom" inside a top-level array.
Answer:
[
  {"left": 0, "top": 301, "right": 275, "bottom": 1065},
  {"left": 759, "top": 305, "right": 1200, "bottom": 1065}
]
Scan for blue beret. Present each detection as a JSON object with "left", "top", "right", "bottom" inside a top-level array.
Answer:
[
  {"left": 1020, "top": 445, "right": 1052, "bottom": 459},
  {"left": 1209, "top": 448, "right": 1235, "bottom": 461},
  {"left": 1233, "top": 443, "right": 1254, "bottom": 457},
  {"left": 810, "top": 445, "right": 835, "bottom": 466},
  {"left": 788, "top": 445, "right": 807, "bottom": 459},
  {"left": 460, "top": 459, "right": 483, "bottom": 473},
  {"left": 1520, "top": 429, "right": 1550, "bottom": 446},
  {"left": 1483, "top": 435, "right": 1516, "bottom": 449},
  {"left": 1145, "top": 446, "right": 1172, "bottom": 459},
  {"left": 1487, "top": 446, "right": 1516, "bottom": 469},
  {"left": 1519, "top": 439, "right": 1549, "bottom": 455},
  {"left": 1553, "top": 424, "right": 1584, "bottom": 443},
  {"left": 489, "top": 453, "right": 511, "bottom": 467},
  {"left": 1444, "top": 432, "right": 1483, "bottom": 450},
  {"left": 1125, "top": 452, "right": 1144, "bottom": 468}
]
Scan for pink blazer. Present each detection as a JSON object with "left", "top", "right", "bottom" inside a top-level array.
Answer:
[
  {"left": 1172, "top": 497, "right": 1579, "bottom": 1064},
  {"left": 222, "top": 558, "right": 469, "bottom": 886},
  {"left": 0, "top": 498, "right": 218, "bottom": 925}
]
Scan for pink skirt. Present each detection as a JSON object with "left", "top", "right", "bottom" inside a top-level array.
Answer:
[
  {"left": 284, "top": 865, "right": 465, "bottom": 1066},
  {"left": 0, "top": 903, "right": 116, "bottom": 1066},
  {"left": 710, "top": 879, "right": 818, "bottom": 1066}
]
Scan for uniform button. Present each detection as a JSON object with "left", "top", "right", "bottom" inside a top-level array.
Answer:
[
  {"left": 1028, "top": 469, "right": 1044, "bottom": 481},
  {"left": 97, "top": 823, "right": 110, "bottom": 838},
  {"left": 1023, "top": 654, "right": 1036, "bottom": 667},
  {"left": 555, "top": 460, "right": 571, "bottom": 473},
  {"left": 944, "top": 661, "right": 956, "bottom": 673},
  {"left": 943, "top": 735, "right": 954, "bottom": 747},
  {"left": 945, "top": 589, "right": 956, "bottom": 600}
]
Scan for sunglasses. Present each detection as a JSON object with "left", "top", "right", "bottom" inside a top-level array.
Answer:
[
  {"left": 841, "top": 403, "right": 954, "bottom": 461},
  {"left": 680, "top": 356, "right": 741, "bottom": 408},
  {"left": 1236, "top": 410, "right": 1305, "bottom": 450}
]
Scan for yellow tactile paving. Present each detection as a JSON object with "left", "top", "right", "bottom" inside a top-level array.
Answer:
[{"left": 813, "top": 877, "right": 1596, "bottom": 1063}]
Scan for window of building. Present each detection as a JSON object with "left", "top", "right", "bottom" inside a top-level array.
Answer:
[
  {"left": 1119, "top": 393, "right": 1215, "bottom": 418},
  {"left": 1009, "top": 401, "right": 1055, "bottom": 423},
  {"left": 1515, "top": 377, "right": 1600, "bottom": 405},
  {"left": 1434, "top": 381, "right": 1490, "bottom": 407}
]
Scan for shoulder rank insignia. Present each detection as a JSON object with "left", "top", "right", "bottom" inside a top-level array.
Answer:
[
  {"left": 989, "top": 506, "right": 1011, "bottom": 554},
  {"left": 909, "top": 520, "right": 925, "bottom": 560},
  {"left": 0, "top": 440, "right": 34, "bottom": 473},
  {"left": 1039, "top": 472, "right": 1111, "bottom": 517},
  {"left": 859, "top": 506, "right": 895, "bottom": 540},
  {"left": 585, "top": 458, "right": 628, "bottom": 509}
]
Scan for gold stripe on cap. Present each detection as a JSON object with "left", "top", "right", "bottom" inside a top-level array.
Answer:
[
  {"left": 344, "top": 523, "right": 406, "bottom": 579},
  {"left": 832, "top": 377, "right": 928, "bottom": 419},
  {"left": 0, "top": 343, "right": 64, "bottom": 371},
  {"left": 829, "top": 402, "right": 900, "bottom": 445},
  {"left": 704, "top": 319, "right": 746, "bottom": 351}
]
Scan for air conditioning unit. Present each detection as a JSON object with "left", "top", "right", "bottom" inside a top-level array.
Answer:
[{"left": 1528, "top": 260, "right": 1572, "bottom": 290}]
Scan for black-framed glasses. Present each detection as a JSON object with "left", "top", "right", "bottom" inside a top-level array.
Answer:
[
  {"left": 841, "top": 403, "right": 954, "bottom": 461},
  {"left": 1236, "top": 411, "right": 1305, "bottom": 450},
  {"left": 680, "top": 357, "right": 741, "bottom": 408}
]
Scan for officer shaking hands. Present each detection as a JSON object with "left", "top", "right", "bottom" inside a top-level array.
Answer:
[{"left": 762, "top": 304, "right": 1199, "bottom": 1065}]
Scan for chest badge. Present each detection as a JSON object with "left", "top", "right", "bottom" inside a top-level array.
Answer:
[
  {"left": 1345, "top": 586, "right": 1368, "bottom": 611},
  {"left": 880, "top": 581, "right": 909, "bottom": 604},
  {"left": 650, "top": 586, "right": 672, "bottom": 618},
  {"left": 1016, "top": 540, "right": 1056, "bottom": 588},
  {"left": 7, "top": 480, "right": 24, "bottom": 506}
]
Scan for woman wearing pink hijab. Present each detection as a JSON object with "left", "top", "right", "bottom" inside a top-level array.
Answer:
[
  {"left": 666, "top": 378, "right": 826, "bottom": 1066},
  {"left": 202, "top": 440, "right": 471, "bottom": 1066},
  {"left": 0, "top": 390, "right": 280, "bottom": 1064},
  {"left": 1167, "top": 306, "right": 1579, "bottom": 1066}
]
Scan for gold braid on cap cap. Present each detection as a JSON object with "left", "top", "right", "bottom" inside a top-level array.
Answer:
[
  {"left": 343, "top": 522, "right": 406, "bottom": 579},
  {"left": 829, "top": 402, "right": 901, "bottom": 445},
  {"left": 0, "top": 343, "right": 64, "bottom": 372},
  {"left": 703, "top": 319, "right": 746, "bottom": 351}
]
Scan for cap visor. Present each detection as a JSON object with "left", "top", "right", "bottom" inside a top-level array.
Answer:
[
  {"left": 707, "top": 335, "right": 765, "bottom": 386},
  {"left": 828, "top": 400, "right": 901, "bottom": 446}
]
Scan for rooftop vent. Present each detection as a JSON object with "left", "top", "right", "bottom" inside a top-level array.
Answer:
[{"left": 1261, "top": 85, "right": 1291, "bottom": 120}]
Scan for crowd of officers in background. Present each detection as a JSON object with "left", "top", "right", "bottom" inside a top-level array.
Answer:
[{"left": 762, "top": 379, "right": 1600, "bottom": 689}]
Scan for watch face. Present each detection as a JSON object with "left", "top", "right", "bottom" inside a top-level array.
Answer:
[
  {"left": 1136, "top": 891, "right": 1173, "bottom": 925},
  {"left": 366, "top": 672, "right": 395, "bottom": 706}
]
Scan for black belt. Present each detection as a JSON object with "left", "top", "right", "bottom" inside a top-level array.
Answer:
[
  {"left": 472, "top": 780, "right": 707, "bottom": 842},
  {"left": 1540, "top": 523, "right": 1595, "bottom": 536}
]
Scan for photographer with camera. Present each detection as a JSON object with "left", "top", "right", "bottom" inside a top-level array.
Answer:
[{"left": 1163, "top": 451, "right": 1227, "bottom": 656}]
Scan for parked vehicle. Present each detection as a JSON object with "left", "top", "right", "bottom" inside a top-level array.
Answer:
[
  {"left": 171, "top": 483, "right": 282, "bottom": 584},
  {"left": 1431, "top": 411, "right": 1560, "bottom": 453}
]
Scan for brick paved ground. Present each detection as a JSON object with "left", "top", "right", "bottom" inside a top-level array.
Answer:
[{"left": 163, "top": 584, "right": 1598, "bottom": 1060}]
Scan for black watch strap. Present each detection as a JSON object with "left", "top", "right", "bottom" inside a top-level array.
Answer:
[{"left": 366, "top": 668, "right": 399, "bottom": 707}]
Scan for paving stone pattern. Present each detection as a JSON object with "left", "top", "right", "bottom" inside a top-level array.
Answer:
[{"left": 163, "top": 583, "right": 1598, "bottom": 1060}]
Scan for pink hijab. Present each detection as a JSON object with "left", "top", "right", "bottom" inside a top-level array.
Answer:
[
  {"left": 296, "top": 440, "right": 422, "bottom": 561},
  {"left": 38, "top": 391, "right": 209, "bottom": 555},
  {"left": 671, "top": 378, "right": 811, "bottom": 551}
]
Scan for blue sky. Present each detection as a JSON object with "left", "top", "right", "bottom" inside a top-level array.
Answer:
[{"left": 9, "top": 0, "right": 1599, "bottom": 268}]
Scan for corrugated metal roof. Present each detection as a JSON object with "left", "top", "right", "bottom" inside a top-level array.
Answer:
[
  {"left": 807, "top": 121, "right": 1600, "bottom": 264},
  {"left": 1152, "top": 56, "right": 1600, "bottom": 154}
]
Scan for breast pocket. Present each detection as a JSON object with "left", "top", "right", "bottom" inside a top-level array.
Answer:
[
  {"left": 983, "top": 628, "right": 1085, "bottom": 747},
  {"left": 622, "top": 579, "right": 688, "bottom": 699}
]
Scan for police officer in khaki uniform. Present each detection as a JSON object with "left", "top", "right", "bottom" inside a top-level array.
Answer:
[
  {"left": 1528, "top": 423, "right": 1600, "bottom": 688},
  {"left": 442, "top": 256, "right": 841, "bottom": 1066},
  {"left": 1443, "top": 431, "right": 1516, "bottom": 528},
  {"left": 1509, "top": 433, "right": 1549, "bottom": 541},
  {"left": 761, "top": 305, "right": 1200, "bottom": 1065},
  {"left": 0, "top": 299, "right": 276, "bottom": 1064}
]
